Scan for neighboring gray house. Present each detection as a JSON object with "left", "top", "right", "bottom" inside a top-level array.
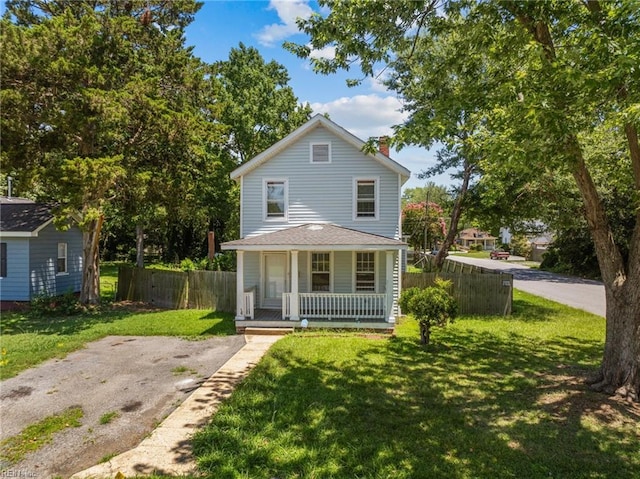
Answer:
[
  {"left": 0, "top": 197, "right": 82, "bottom": 302},
  {"left": 221, "top": 114, "right": 410, "bottom": 331}
]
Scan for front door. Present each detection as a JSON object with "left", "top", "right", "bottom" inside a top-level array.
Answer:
[{"left": 263, "top": 253, "right": 287, "bottom": 309}]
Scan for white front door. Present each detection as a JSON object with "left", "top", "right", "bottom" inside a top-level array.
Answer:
[{"left": 263, "top": 253, "right": 287, "bottom": 309}]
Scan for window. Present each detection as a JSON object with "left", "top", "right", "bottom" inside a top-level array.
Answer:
[
  {"left": 0, "top": 243, "right": 6, "bottom": 278},
  {"left": 311, "top": 252, "right": 331, "bottom": 292},
  {"left": 310, "top": 143, "right": 330, "bottom": 163},
  {"left": 355, "top": 252, "right": 376, "bottom": 292},
  {"left": 265, "top": 179, "right": 287, "bottom": 220},
  {"left": 57, "top": 243, "right": 67, "bottom": 274},
  {"left": 354, "top": 178, "right": 378, "bottom": 219}
]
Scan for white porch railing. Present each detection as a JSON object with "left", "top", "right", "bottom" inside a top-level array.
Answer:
[
  {"left": 283, "top": 293, "right": 386, "bottom": 320},
  {"left": 242, "top": 289, "right": 255, "bottom": 319}
]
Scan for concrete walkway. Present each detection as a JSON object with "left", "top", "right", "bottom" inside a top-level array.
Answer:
[{"left": 71, "top": 334, "right": 283, "bottom": 478}]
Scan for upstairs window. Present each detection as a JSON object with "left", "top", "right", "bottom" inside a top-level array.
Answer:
[
  {"left": 57, "top": 243, "right": 67, "bottom": 274},
  {"left": 355, "top": 252, "right": 376, "bottom": 292},
  {"left": 354, "top": 178, "right": 378, "bottom": 220},
  {"left": 1, "top": 243, "right": 6, "bottom": 277},
  {"left": 311, "top": 252, "right": 331, "bottom": 292},
  {"left": 310, "top": 143, "right": 331, "bottom": 163},
  {"left": 265, "top": 179, "right": 288, "bottom": 220}
]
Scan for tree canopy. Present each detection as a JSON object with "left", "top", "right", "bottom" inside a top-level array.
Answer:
[{"left": 1, "top": 1, "right": 311, "bottom": 300}]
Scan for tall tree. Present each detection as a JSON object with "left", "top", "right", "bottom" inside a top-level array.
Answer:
[
  {"left": 1, "top": 0, "right": 205, "bottom": 302},
  {"left": 401, "top": 182, "right": 451, "bottom": 208},
  {"left": 289, "top": 0, "right": 640, "bottom": 401},
  {"left": 214, "top": 43, "right": 313, "bottom": 164},
  {"left": 402, "top": 200, "right": 446, "bottom": 256}
]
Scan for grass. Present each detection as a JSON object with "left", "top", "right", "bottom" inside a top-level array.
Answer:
[
  {"left": 191, "top": 290, "right": 640, "bottom": 479},
  {"left": 0, "top": 406, "right": 83, "bottom": 465},
  {"left": 98, "top": 411, "right": 119, "bottom": 425},
  {"left": 450, "top": 250, "right": 491, "bottom": 259}
]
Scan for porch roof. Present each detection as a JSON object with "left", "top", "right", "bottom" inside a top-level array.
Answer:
[{"left": 221, "top": 223, "right": 407, "bottom": 252}]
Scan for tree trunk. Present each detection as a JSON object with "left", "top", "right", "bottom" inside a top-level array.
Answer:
[
  {"left": 435, "top": 158, "right": 473, "bottom": 269},
  {"left": 568, "top": 137, "right": 640, "bottom": 402},
  {"left": 588, "top": 286, "right": 640, "bottom": 401},
  {"left": 136, "top": 222, "right": 144, "bottom": 268},
  {"left": 420, "top": 322, "right": 431, "bottom": 345},
  {"left": 80, "top": 214, "right": 103, "bottom": 305}
]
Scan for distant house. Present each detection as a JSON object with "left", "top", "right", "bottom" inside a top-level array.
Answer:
[
  {"left": 457, "top": 227, "right": 497, "bottom": 250},
  {"left": 0, "top": 197, "right": 82, "bottom": 303},
  {"left": 221, "top": 114, "right": 410, "bottom": 331}
]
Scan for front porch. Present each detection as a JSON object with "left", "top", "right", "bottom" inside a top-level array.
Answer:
[{"left": 222, "top": 223, "right": 408, "bottom": 333}]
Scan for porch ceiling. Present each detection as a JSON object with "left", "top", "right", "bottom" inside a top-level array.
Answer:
[{"left": 221, "top": 223, "right": 407, "bottom": 252}]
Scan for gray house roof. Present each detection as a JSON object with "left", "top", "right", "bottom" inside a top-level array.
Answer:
[
  {"left": 230, "top": 114, "right": 411, "bottom": 183},
  {"left": 0, "top": 199, "right": 54, "bottom": 236},
  {"left": 221, "top": 223, "right": 407, "bottom": 252}
]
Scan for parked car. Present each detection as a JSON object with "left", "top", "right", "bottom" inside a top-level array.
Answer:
[
  {"left": 490, "top": 249, "right": 510, "bottom": 260},
  {"left": 430, "top": 248, "right": 448, "bottom": 257}
]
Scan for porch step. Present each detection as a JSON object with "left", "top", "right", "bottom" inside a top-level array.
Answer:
[{"left": 241, "top": 327, "right": 295, "bottom": 336}]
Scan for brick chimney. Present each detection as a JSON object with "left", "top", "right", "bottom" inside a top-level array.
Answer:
[{"left": 378, "top": 136, "right": 390, "bottom": 157}]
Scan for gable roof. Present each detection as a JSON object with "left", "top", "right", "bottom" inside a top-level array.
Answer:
[
  {"left": 221, "top": 223, "right": 407, "bottom": 251},
  {"left": 230, "top": 114, "right": 411, "bottom": 183},
  {"left": 0, "top": 200, "right": 54, "bottom": 237}
]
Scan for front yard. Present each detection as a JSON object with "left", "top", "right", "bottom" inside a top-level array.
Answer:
[
  {"left": 1, "top": 268, "right": 638, "bottom": 478},
  {"left": 191, "top": 291, "right": 639, "bottom": 479}
]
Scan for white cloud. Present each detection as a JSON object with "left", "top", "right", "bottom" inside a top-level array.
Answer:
[
  {"left": 256, "top": 0, "right": 313, "bottom": 47},
  {"left": 308, "top": 44, "right": 336, "bottom": 60},
  {"left": 310, "top": 94, "right": 407, "bottom": 139}
]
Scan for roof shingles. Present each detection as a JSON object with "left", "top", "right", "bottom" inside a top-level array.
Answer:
[{"left": 222, "top": 223, "right": 406, "bottom": 250}]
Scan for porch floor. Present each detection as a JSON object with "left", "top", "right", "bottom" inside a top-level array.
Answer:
[{"left": 238, "top": 309, "right": 394, "bottom": 334}]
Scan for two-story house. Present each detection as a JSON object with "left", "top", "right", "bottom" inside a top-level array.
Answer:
[{"left": 221, "top": 114, "right": 410, "bottom": 332}]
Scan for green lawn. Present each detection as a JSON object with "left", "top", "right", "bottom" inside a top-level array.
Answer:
[{"left": 191, "top": 291, "right": 639, "bottom": 479}]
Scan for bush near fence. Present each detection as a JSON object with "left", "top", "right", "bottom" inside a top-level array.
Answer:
[
  {"left": 403, "top": 258, "right": 513, "bottom": 316},
  {"left": 116, "top": 266, "right": 236, "bottom": 312}
]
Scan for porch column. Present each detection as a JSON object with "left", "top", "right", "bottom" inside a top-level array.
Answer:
[
  {"left": 386, "top": 250, "right": 395, "bottom": 323},
  {"left": 290, "top": 250, "right": 300, "bottom": 321},
  {"left": 236, "top": 250, "right": 245, "bottom": 320}
]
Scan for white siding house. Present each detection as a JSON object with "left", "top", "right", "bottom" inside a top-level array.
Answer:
[{"left": 221, "top": 114, "right": 410, "bottom": 331}]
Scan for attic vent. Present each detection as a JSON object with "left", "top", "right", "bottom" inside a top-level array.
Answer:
[
  {"left": 311, "top": 143, "right": 330, "bottom": 163},
  {"left": 307, "top": 225, "right": 324, "bottom": 231}
]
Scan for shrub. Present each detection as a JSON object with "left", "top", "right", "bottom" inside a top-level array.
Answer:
[
  {"left": 180, "top": 258, "right": 196, "bottom": 271},
  {"left": 399, "top": 278, "right": 458, "bottom": 345},
  {"left": 30, "top": 290, "right": 82, "bottom": 317}
]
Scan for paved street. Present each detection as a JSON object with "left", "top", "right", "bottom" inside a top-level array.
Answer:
[{"left": 447, "top": 255, "right": 606, "bottom": 317}]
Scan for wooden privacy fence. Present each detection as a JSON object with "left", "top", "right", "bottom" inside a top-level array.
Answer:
[
  {"left": 402, "top": 271, "right": 513, "bottom": 316},
  {"left": 116, "top": 266, "right": 236, "bottom": 312}
]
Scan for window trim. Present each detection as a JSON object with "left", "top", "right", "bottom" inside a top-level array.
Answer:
[
  {"left": 353, "top": 251, "right": 377, "bottom": 292},
  {"left": 0, "top": 242, "right": 7, "bottom": 278},
  {"left": 309, "top": 251, "right": 333, "bottom": 292},
  {"left": 310, "top": 142, "right": 331, "bottom": 164},
  {"left": 353, "top": 177, "right": 379, "bottom": 221},
  {"left": 263, "top": 178, "right": 288, "bottom": 222},
  {"left": 57, "top": 242, "right": 68, "bottom": 275}
]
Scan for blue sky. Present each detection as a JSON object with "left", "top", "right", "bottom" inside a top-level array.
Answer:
[{"left": 185, "top": 0, "right": 448, "bottom": 191}]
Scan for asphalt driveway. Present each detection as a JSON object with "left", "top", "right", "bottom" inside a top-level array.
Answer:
[{"left": 0, "top": 334, "right": 246, "bottom": 478}]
